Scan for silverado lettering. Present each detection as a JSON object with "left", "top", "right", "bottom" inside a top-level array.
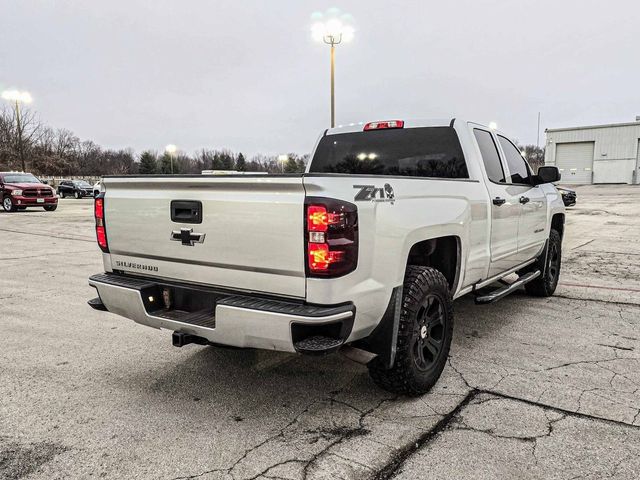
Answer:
[{"left": 114, "top": 260, "right": 159, "bottom": 272}]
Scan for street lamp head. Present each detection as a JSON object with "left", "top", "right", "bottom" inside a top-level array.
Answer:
[
  {"left": 277, "top": 154, "right": 289, "bottom": 162},
  {"left": 165, "top": 144, "right": 177, "bottom": 155},
  {"left": 311, "top": 9, "right": 354, "bottom": 45},
  {"left": 1, "top": 89, "right": 32, "bottom": 104}
]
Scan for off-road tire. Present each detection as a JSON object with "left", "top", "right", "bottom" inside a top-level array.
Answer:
[
  {"left": 524, "top": 229, "right": 561, "bottom": 297},
  {"left": 74, "top": 191, "right": 81, "bottom": 199},
  {"left": 367, "top": 266, "right": 454, "bottom": 396},
  {"left": 2, "top": 196, "right": 16, "bottom": 212},
  {"left": 44, "top": 205, "right": 58, "bottom": 211}
]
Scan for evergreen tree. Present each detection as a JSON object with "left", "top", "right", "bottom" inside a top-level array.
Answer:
[
  {"left": 284, "top": 157, "right": 298, "bottom": 173},
  {"left": 220, "top": 151, "right": 235, "bottom": 170},
  {"left": 138, "top": 151, "right": 158, "bottom": 174},
  {"left": 236, "top": 152, "right": 246, "bottom": 171},
  {"left": 211, "top": 152, "right": 224, "bottom": 170},
  {"left": 284, "top": 153, "right": 304, "bottom": 173},
  {"left": 159, "top": 152, "right": 179, "bottom": 174}
]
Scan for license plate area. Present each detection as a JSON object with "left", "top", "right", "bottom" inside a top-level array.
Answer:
[
  {"left": 37, "top": 198, "right": 44, "bottom": 203},
  {"left": 140, "top": 284, "right": 220, "bottom": 329}
]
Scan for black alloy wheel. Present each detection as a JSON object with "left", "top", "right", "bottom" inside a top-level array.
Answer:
[
  {"left": 524, "top": 229, "right": 562, "bottom": 297},
  {"left": 411, "top": 294, "right": 446, "bottom": 372},
  {"left": 368, "top": 266, "right": 453, "bottom": 396}
]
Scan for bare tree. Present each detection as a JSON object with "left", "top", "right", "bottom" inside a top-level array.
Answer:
[
  {"left": 1, "top": 104, "right": 310, "bottom": 177},
  {"left": 0, "top": 107, "right": 16, "bottom": 169},
  {"left": 522, "top": 145, "right": 545, "bottom": 173},
  {"left": 76, "top": 140, "right": 103, "bottom": 175},
  {"left": 54, "top": 128, "right": 79, "bottom": 159},
  {"left": 6, "top": 101, "right": 42, "bottom": 171}
]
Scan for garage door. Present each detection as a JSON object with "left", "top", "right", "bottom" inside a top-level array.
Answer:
[{"left": 555, "top": 142, "right": 594, "bottom": 184}]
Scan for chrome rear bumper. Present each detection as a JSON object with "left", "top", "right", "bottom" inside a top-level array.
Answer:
[{"left": 88, "top": 273, "right": 354, "bottom": 353}]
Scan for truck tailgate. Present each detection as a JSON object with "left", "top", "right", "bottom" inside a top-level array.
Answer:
[{"left": 102, "top": 175, "right": 306, "bottom": 298}]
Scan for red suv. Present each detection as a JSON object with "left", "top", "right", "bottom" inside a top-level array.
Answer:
[{"left": 0, "top": 172, "right": 58, "bottom": 212}]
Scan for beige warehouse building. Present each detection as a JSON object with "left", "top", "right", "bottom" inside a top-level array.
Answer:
[{"left": 544, "top": 119, "right": 640, "bottom": 184}]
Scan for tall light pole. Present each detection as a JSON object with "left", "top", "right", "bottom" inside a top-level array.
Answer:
[
  {"left": 2, "top": 89, "right": 33, "bottom": 172},
  {"left": 277, "top": 154, "right": 289, "bottom": 173},
  {"left": 312, "top": 15, "right": 354, "bottom": 128},
  {"left": 165, "top": 144, "right": 177, "bottom": 174}
]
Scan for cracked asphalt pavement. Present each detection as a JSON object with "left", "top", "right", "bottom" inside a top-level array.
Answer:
[{"left": 2, "top": 184, "right": 639, "bottom": 479}]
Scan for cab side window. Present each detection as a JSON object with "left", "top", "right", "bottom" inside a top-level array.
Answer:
[
  {"left": 473, "top": 129, "right": 505, "bottom": 183},
  {"left": 498, "top": 136, "right": 531, "bottom": 184}
]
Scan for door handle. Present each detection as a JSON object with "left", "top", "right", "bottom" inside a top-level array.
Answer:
[
  {"left": 492, "top": 197, "right": 506, "bottom": 206},
  {"left": 519, "top": 196, "right": 530, "bottom": 204}
]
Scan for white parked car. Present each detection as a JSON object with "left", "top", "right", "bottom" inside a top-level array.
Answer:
[{"left": 87, "top": 118, "right": 565, "bottom": 395}]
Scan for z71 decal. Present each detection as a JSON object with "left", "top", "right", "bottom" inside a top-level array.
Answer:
[{"left": 353, "top": 184, "right": 395, "bottom": 204}]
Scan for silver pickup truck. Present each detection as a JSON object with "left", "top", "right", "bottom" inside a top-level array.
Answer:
[{"left": 88, "top": 118, "right": 565, "bottom": 395}]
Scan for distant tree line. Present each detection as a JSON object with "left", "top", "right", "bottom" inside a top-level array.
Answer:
[
  {"left": 520, "top": 144, "right": 545, "bottom": 173},
  {"left": 137, "top": 149, "right": 308, "bottom": 175},
  {"left": 0, "top": 105, "right": 308, "bottom": 175}
]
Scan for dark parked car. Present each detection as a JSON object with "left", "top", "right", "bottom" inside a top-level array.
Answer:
[
  {"left": 0, "top": 172, "right": 58, "bottom": 212},
  {"left": 58, "top": 180, "right": 94, "bottom": 199},
  {"left": 557, "top": 187, "right": 576, "bottom": 207}
]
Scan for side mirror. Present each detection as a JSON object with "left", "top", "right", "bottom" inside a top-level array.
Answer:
[{"left": 537, "top": 166, "right": 561, "bottom": 184}]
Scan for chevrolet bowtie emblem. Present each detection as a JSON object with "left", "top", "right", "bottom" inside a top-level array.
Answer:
[{"left": 170, "top": 228, "right": 206, "bottom": 246}]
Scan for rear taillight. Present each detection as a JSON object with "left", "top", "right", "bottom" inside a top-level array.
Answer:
[
  {"left": 305, "top": 198, "right": 357, "bottom": 277},
  {"left": 94, "top": 195, "right": 109, "bottom": 252},
  {"left": 363, "top": 120, "right": 404, "bottom": 131}
]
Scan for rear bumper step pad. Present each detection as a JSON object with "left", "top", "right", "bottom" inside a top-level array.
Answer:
[{"left": 293, "top": 336, "right": 345, "bottom": 355}]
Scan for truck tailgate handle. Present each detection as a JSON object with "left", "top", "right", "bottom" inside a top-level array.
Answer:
[{"left": 171, "top": 200, "right": 203, "bottom": 224}]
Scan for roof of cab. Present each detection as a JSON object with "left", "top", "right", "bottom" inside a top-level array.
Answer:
[{"left": 325, "top": 118, "right": 462, "bottom": 135}]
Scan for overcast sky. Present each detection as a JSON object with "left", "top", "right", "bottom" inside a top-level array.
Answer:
[{"left": 2, "top": 0, "right": 639, "bottom": 157}]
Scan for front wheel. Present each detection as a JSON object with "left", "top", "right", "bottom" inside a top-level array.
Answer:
[
  {"left": 59, "top": 191, "right": 66, "bottom": 198},
  {"left": 2, "top": 196, "right": 16, "bottom": 212},
  {"left": 524, "top": 229, "right": 562, "bottom": 297},
  {"left": 367, "top": 266, "right": 454, "bottom": 396},
  {"left": 44, "top": 205, "right": 58, "bottom": 211},
  {"left": 74, "top": 191, "right": 81, "bottom": 199}
]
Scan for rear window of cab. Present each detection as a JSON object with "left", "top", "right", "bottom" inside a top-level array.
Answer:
[{"left": 310, "top": 126, "right": 469, "bottom": 179}]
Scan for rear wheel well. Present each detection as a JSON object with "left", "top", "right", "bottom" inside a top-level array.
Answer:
[
  {"left": 551, "top": 213, "right": 565, "bottom": 238},
  {"left": 406, "top": 236, "right": 460, "bottom": 291}
]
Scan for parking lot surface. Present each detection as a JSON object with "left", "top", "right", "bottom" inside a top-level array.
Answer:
[{"left": 1, "top": 184, "right": 639, "bottom": 479}]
